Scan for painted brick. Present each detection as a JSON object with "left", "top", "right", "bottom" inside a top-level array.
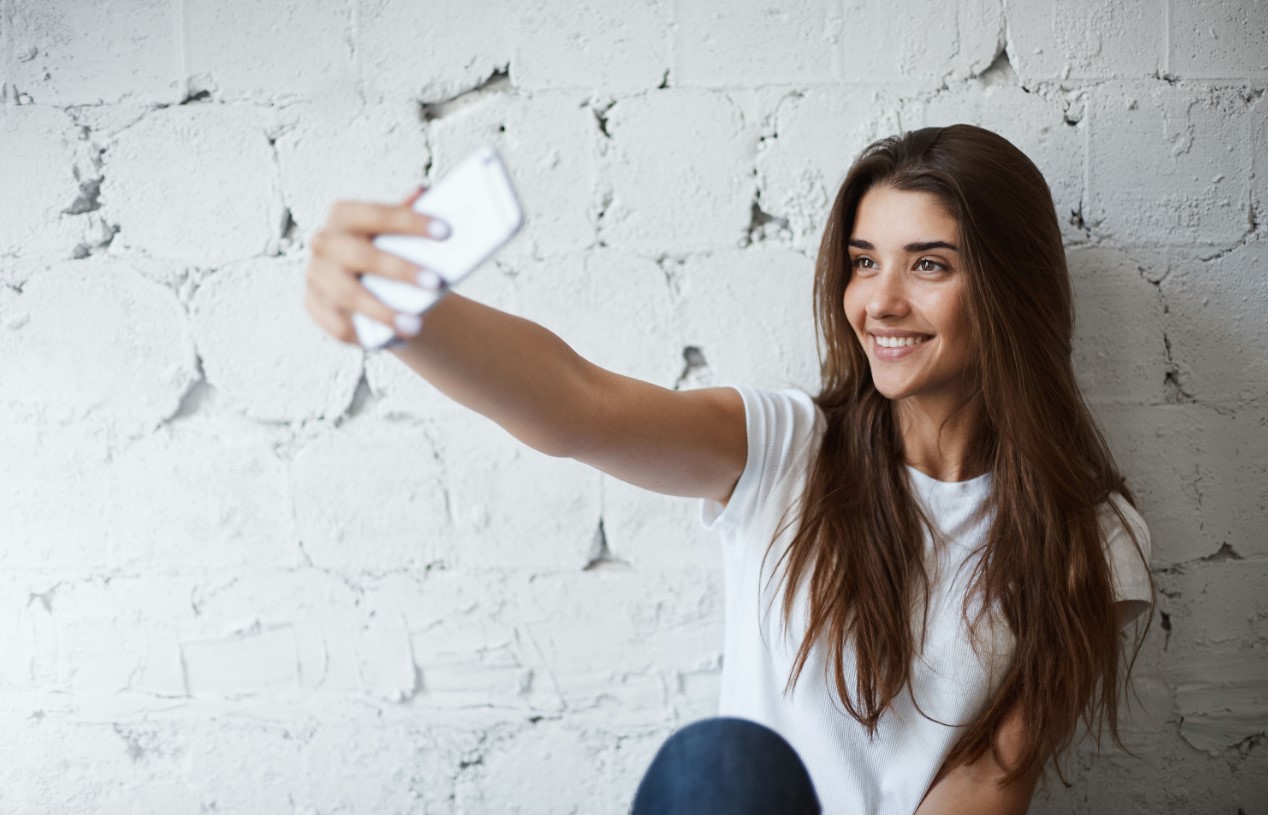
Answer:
[
  {"left": 0, "top": 705, "right": 498, "bottom": 813},
  {"left": 7, "top": 576, "right": 192, "bottom": 697},
  {"left": 601, "top": 474, "right": 718, "bottom": 570},
  {"left": 402, "top": 574, "right": 540, "bottom": 710},
  {"left": 0, "top": 577, "right": 33, "bottom": 691},
  {"left": 509, "top": 0, "right": 669, "bottom": 91},
  {"left": 1067, "top": 247, "right": 1169, "bottom": 404},
  {"left": 454, "top": 723, "right": 667, "bottom": 812},
  {"left": 6, "top": 0, "right": 177, "bottom": 106},
  {"left": 183, "top": 0, "right": 353, "bottom": 102},
  {"left": 1161, "top": 245, "right": 1268, "bottom": 407},
  {"left": 1005, "top": 0, "right": 1163, "bottom": 83},
  {"left": 510, "top": 570, "right": 724, "bottom": 722},
  {"left": 1158, "top": 561, "right": 1268, "bottom": 652},
  {"left": 428, "top": 90, "right": 599, "bottom": 264},
  {"left": 178, "top": 709, "right": 381, "bottom": 812},
  {"left": 838, "top": 0, "right": 1003, "bottom": 84},
  {"left": 0, "top": 421, "right": 117, "bottom": 572},
  {"left": 673, "top": 0, "right": 838, "bottom": 87},
  {"left": 356, "top": 0, "right": 512, "bottom": 104},
  {"left": 289, "top": 422, "right": 450, "bottom": 572},
  {"left": 1094, "top": 403, "right": 1268, "bottom": 564},
  {"left": 1093, "top": 403, "right": 1205, "bottom": 566},
  {"left": 103, "top": 105, "right": 282, "bottom": 265},
  {"left": 598, "top": 90, "right": 757, "bottom": 253},
  {"left": 1175, "top": 405, "right": 1268, "bottom": 561},
  {"left": 1030, "top": 726, "right": 1268, "bottom": 813},
  {"left": 429, "top": 411, "right": 601, "bottom": 571},
  {"left": 1171, "top": 0, "right": 1268, "bottom": 79},
  {"left": 180, "top": 570, "right": 368, "bottom": 695},
  {"left": 1087, "top": 86, "right": 1253, "bottom": 245},
  {"left": 756, "top": 87, "right": 901, "bottom": 252},
  {"left": 188, "top": 256, "right": 363, "bottom": 422},
  {"left": 1252, "top": 95, "right": 1267, "bottom": 228},
  {"left": 0, "top": 259, "right": 196, "bottom": 428},
  {"left": 0, "top": 715, "right": 196, "bottom": 812},
  {"left": 1170, "top": 648, "right": 1268, "bottom": 755},
  {"left": 675, "top": 247, "right": 820, "bottom": 391},
  {"left": 514, "top": 251, "right": 681, "bottom": 387},
  {"left": 108, "top": 419, "right": 300, "bottom": 571},
  {"left": 181, "top": 625, "right": 299, "bottom": 696},
  {"left": 279, "top": 714, "right": 489, "bottom": 813},
  {"left": 0, "top": 105, "right": 97, "bottom": 258},
  {"left": 273, "top": 91, "right": 430, "bottom": 237}
]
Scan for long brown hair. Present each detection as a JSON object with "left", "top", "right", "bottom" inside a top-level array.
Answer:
[{"left": 778, "top": 125, "right": 1151, "bottom": 784}]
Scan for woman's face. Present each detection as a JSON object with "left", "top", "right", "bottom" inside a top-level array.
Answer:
[{"left": 843, "top": 185, "right": 975, "bottom": 412}]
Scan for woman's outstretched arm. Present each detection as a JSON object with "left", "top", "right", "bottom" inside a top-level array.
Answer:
[{"left": 304, "top": 196, "right": 746, "bottom": 505}]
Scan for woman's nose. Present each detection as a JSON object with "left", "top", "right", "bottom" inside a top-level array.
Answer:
[{"left": 866, "top": 271, "right": 910, "bottom": 320}]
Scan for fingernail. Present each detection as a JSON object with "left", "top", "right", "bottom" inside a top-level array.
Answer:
[
  {"left": 427, "top": 219, "right": 451, "bottom": 240},
  {"left": 416, "top": 269, "right": 446, "bottom": 290},
  {"left": 394, "top": 313, "right": 422, "bottom": 336}
]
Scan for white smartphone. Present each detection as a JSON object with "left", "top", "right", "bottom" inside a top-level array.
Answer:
[{"left": 353, "top": 145, "right": 524, "bottom": 349}]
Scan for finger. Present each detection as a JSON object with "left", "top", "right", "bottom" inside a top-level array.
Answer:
[
  {"left": 308, "top": 255, "right": 421, "bottom": 337},
  {"left": 305, "top": 254, "right": 355, "bottom": 305},
  {"left": 311, "top": 229, "right": 447, "bottom": 289},
  {"left": 305, "top": 290, "right": 357, "bottom": 345},
  {"left": 325, "top": 199, "right": 450, "bottom": 240},
  {"left": 400, "top": 184, "right": 429, "bottom": 207}
]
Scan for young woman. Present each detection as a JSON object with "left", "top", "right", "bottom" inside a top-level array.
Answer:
[{"left": 304, "top": 125, "right": 1152, "bottom": 814}]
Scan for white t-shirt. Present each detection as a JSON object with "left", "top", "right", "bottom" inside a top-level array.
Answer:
[{"left": 700, "top": 385, "right": 1152, "bottom": 815}]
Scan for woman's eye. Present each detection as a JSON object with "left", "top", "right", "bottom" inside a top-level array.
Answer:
[
  {"left": 851, "top": 256, "right": 875, "bottom": 270},
  {"left": 916, "top": 258, "right": 944, "bottom": 273}
]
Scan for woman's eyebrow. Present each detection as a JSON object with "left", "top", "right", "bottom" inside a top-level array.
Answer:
[
  {"left": 906, "top": 240, "right": 958, "bottom": 252},
  {"left": 847, "top": 238, "right": 958, "bottom": 252}
]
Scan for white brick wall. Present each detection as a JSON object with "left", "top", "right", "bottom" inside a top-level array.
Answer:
[{"left": 1, "top": 1, "right": 1265, "bottom": 812}]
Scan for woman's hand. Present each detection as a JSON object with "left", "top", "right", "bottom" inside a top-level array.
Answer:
[{"left": 303, "top": 188, "right": 451, "bottom": 345}]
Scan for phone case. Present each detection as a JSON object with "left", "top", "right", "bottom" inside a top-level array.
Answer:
[{"left": 353, "top": 145, "right": 524, "bottom": 349}]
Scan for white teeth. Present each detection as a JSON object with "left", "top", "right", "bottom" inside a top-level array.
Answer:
[{"left": 874, "top": 334, "right": 928, "bottom": 348}]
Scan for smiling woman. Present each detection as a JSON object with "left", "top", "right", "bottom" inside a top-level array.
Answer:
[
  {"left": 759, "top": 126, "right": 1153, "bottom": 813},
  {"left": 304, "top": 124, "right": 1153, "bottom": 815}
]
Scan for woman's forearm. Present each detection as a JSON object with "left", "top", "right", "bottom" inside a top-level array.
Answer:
[{"left": 388, "top": 292, "right": 593, "bottom": 457}]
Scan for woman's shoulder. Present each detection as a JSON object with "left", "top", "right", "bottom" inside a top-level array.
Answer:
[
  {"left": 724, "top": 384, "right": 825, "bottom": 457},
  {"left": 1095, "top": 492, "right": 1154, "bottom": 616},
  {"left": 1096, "top": 492, "right": 1151, "bottom": 553},
  {"left": 725, "top": 383, "right": 819, "bottom": 414}
]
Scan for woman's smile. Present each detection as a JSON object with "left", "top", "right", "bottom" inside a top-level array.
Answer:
[{"left": 869, "top": 329, "right": 933, "bottom": 359}]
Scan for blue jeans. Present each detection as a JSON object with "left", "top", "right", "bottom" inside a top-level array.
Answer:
[{"left": 632, "top": 717, "right": 821, "bottom": 814}]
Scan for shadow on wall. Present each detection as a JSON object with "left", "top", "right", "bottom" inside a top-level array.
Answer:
[{"left": 1068, "top": 242, "right": 1268, "bottom": 764}]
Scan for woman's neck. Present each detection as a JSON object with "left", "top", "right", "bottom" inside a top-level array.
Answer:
[{"left": 893, "top": 394, "right": 988, "bottom": 483}]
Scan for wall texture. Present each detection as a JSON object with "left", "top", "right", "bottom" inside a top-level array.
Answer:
[{"left": 1, "top": 0, "right": 1265, "bottom": 812}]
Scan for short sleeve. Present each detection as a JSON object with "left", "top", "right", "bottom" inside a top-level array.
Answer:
[
  {"left": 700, "top": 385, "right": 821, "bottom": 532},
  {"left": 1099, "top": 494, "right": 1153, "bottom": 628}
]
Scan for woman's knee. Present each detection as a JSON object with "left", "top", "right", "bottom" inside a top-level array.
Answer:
[{"left": 632, "top": 717, "right": 819, "bottom": 814}]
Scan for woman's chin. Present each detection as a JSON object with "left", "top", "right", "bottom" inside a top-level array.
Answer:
[{"left": 871, "top": 379, "right": 915, "bottom": 402}]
